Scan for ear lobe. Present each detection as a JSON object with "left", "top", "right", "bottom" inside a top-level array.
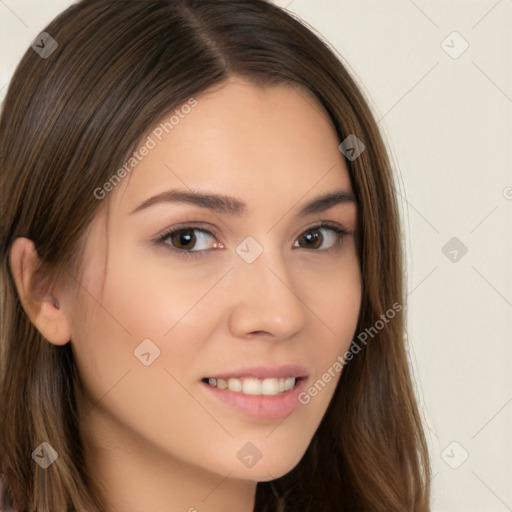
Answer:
[{"left": 9, "top": 237, "right": 71, "bottom": 346}]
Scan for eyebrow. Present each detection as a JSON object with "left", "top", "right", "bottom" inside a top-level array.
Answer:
[{"left": 129, "top": 188, "right": 356, "bottom": 216}]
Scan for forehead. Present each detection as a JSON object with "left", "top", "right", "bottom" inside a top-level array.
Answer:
[{"left": 117, "top": 77, "right": 352, "bottom": 212}]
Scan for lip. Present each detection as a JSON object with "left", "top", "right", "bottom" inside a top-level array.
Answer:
[
  {"left": 202, "top": 364, "right": 310, "bottom": 380},
  {"left": 201, "top": 376, "right": 308, "bottom": 420}
]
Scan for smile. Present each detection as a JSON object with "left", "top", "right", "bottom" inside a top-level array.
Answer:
[{"left": 202, "top": 376, "right": 303, "bottom": 396}]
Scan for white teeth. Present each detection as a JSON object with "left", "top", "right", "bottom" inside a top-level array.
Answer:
[
  {"left": 242, "top": 378, "right": 261, "bottom": 395},
  {"left": 228, "top": 378, "right": 242, "bottom": 392},
  {"left": 206, "top": 376, "right": 296, "bottom": 395},
  {"left": 261, "top": 378, "right": 279, "bottom": 395}
]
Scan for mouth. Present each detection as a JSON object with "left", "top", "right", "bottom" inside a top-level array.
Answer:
[{"left": 201, "top": 375, "right": 307, "bottom": 396}]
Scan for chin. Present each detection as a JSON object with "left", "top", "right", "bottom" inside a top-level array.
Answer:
[{"left": 233, "top": 448, "right": 307, "bottom": 483}]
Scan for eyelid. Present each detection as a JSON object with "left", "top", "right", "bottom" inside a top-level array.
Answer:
[{"left": 156, "top": 221, "right": 219, "bottom": 240}]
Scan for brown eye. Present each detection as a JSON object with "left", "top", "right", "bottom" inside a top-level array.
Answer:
[
  {"left": 169, "top": 229, "right": 197, "bottom": 250},
  {"left": 159, "top": 227, "right": 217, "bottom": 254},
  {"left": 293, "top": 224, "right": 347, "bottom": 251},
  {"left": 297, "top": 229, "right": 323, "bottom": 249}
]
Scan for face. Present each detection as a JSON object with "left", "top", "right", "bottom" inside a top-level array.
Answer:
[{"left": 64, "top": 77, "right": 362, "bottom": 483}]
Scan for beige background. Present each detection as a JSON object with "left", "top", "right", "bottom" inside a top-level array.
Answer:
[{"left": 1, "top": 1, "right": 511, "bottom": 510}]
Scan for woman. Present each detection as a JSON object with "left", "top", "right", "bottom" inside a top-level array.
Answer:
[{"left": 0, "top": 0, "right": 431, "bottom": 510}]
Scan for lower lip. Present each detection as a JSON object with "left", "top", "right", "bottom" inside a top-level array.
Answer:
[{"left": 201, "top": 378, "right": 308, "bottom": 420}]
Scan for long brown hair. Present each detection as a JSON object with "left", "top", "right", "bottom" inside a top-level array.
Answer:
[{"left": 0, "top": 0, "right": 431, "bottom": 510}]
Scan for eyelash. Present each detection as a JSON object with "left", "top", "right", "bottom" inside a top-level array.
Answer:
[{"left": 155, "top": 221, "right": 350, "bottom": 259}]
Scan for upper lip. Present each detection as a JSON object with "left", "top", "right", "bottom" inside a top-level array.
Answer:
[{"left": 203, "top": 364, "right": 309, "bottom": 380}]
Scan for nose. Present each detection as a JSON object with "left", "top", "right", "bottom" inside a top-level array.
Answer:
[{"left": 227, "top": 240, "right": 308, "bottom": 340}]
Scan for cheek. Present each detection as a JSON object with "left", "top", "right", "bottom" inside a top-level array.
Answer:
[
  {"left": 68, "top": 247, "right": 221, "bottom": 406},
  {"left": 68, "top": 261, "right": 228, "bottom": 471},
  {"left": 305, "top": 248, "right": 362, "bottom": 342},
  {"left": 322, "top": 268, "right": 362, "bottom": 354},
  {"left": 107, "top": 244, "right": 222, "bottom": 336},
  {"left": 299, "top": 251, "right": 362, "bottom": 391}
]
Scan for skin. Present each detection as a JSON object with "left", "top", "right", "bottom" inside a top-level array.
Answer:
[{"left": 10, "top": 76, "right": 362, "bottom": 512}]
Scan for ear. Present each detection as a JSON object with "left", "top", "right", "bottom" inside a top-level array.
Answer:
[{"left": 9, "top": 237, "right": 71, "bottom": 346}]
